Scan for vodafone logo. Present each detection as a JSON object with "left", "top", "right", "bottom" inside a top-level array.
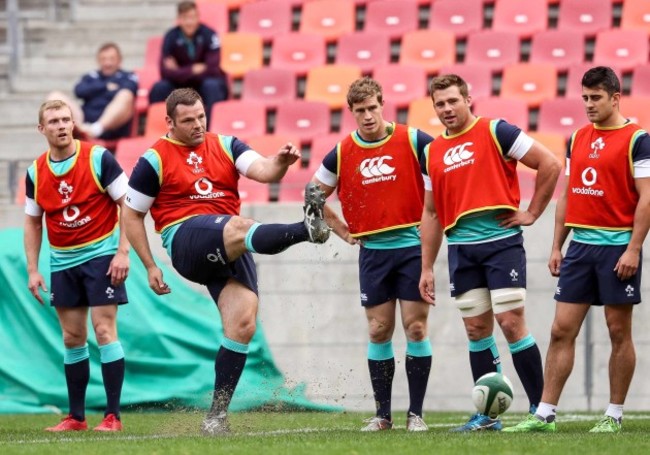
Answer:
[
  {"left": 443, "top": 142, "right": 474, "bottom": 165},
  {"left": 63, "top": 205, "right": 80, "bottom": 221},
  {"left": 572, "top": 166, "right": 604, "bottom": 197},
  {"left": 581, "top": 167, "right": 597, "bottom": 186},
  {"left": 195, "top": 178, "right": 213, "bottom": 195},
  {"left": 59, "top": 204, "right": 91, "bottom": 228},
  {"left": 360, "top": 156, "right": 395, "bottom": 178}
]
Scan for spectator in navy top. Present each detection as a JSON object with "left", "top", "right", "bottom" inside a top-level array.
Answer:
[
  {"left": 48, "top": 42, "right": 138, "bottom": 142},
  {"left": 148, "top": 1, "right": 228, "bottom": 125}
]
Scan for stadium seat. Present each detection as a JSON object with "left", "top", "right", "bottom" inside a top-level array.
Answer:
[
  {"left": 208, "top": 100, "right": 267, "bottom": 139},
  {"left": 564, "top": 63, "right": 622, "bottom": 99},
  {"left": 557, "top": 0, "right": 612, "bottom": 37},
  {"left": 237, "top": 0, "right": 292, "bottom": 42},
  {"left": 304, "top": 64, "right": 363, "bottom": 109},
  {"left": 398, "top": 29, "right": 456, "bottom": 75},
  {"left": 492, "top": 0, "right": 548, "bottom": 39},
  {"left": 472, "top": 97, "right": 530, "bottom": 130},
  {"left": 143, "top": 35, "right": 163, "bottom": 73},
  {"left": 630, "top": 64, "right": 650, "bottom": 97},
  {"left": 133, "top": 66, "right": 160, "bottom": 115},
  {"left": 115, "top": 137, "right": 155, "bottom": 177},
  {"left": 363, "top": 0, "right": 419, "bottom": 41},
  {"left": 336, "top": 32, "right": 391, "bottom": 74},
  {"left": 620, "top": 96, "right": 650, "bottom": 130},
  {"left": 299, "top": 0, "right": 355, "bottom": 42},
  {"left": 536, "top": 97, "right": 585, "bottom": 139},
  {"left": 199, "top": 0, "right": 254, "bottom": 11},
  {"left": 428, "top": 0, "right": 484, "bottom": 39},
  {"left": 339, "top": 99, "right": 398, "bottom": 132},
  {"left": 274, "top": 100, "right": 331, "bottom": 145},
  {"left": 500, "top": 63, "right": 558, "bottom": 108},
  {"left": 277, "top": 169, "right": 317, "bottom": 202},
  {"left": 593, "top": 29, "right": 649, "bottom": 73},
  {"left": 245, "top": 133, "right": 302, "bottom": 159},
  {"left": 241, "top": 68, "right": 296, "bottom": 109},
  {"left": 526, "top": 131, "right": 567, "bottom": 169},
  {"left": 308, "top": 132, "right": 348, "bottom": 170},
  {"left": 438, "top": 64, "right": 493, "bottom": 100},
  {"left": 143, "top": 102, "right": 169, "bottom": 138},
  {"left": 196, "top": 1, "right": 230, "bottom": 33},
  {"left": 464, "top": 30, "right": 521, "bottom": 74},
  {"left": 219, "top": 32, "right": 264, "bottom": 79},
  {"left": 529, "top": 29, "right": 585, "bottom": 72},
  {"left": 373, "top": 64, "right": 428, "bottom": 108},
  {"left": 237, "top": 178, "right": 271, "bottom": 203},
  {"left": 270, "top": 33, "right": 327, "bottom": 76},
  {"left": 621, "top": 0, "right": 650, "bottom": 34},
  {"left": 407, "top": 97, "right": 445, "bottom": 138}
]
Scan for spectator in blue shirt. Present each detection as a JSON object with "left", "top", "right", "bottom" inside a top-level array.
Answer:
[
  {"left": 148, "top": 1, "right": 228, "bottom": 125},
  {"left": 48, "top": 42, "right": 138, "bottom": 142}
]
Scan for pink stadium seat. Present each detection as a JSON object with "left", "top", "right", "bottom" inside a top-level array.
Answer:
[
  {"left": 593, "top": 29, "right": 649, "bottom": 73},
  {"left": 299, "top": 0, "right": 355, "bottom": 42},
  {"left": 631, "top": 64, "right": 650, "bottom": 97},
  {"left": 428, "top": 0, "right": 484, "bottom": 39},
  {"left": 557, "top": 0, "right": 612, "bottom": 37},
  {"left": 363, "top": 0, "right": 419, "bottom": 41},
  {"left": 196, "top": 1, "right": 230, "bottom": 33},
  {"left": 492, "top": 0, "right": 548, "bottom": 39},
  {"left": 237, "top": 0, "right": 292, "bottom": 42},
  {"left": 133, "top": 66, "right": 159, "bottom": 115},
  {"left": 439, "top": 64, "right": 493, "bottom": 100},
  {"left": 399, "top": 29, "right": 456, "bottom": 75},
  {"left": 339, "top": 99, "right": 398, "bottom": 132},
  {"left": 464, "top": 30, "right": 521, "bottom": 74},
  {"left": 277, "top": 168, "right": 317, "bottom": 201},
  {"left": 620, "top": 96, "right": 650, "bottom": 130},
  {"left": 564, "top": 63, "right": 622, "bottom": 98},
  {"left": 308, "top": 132, "right": 348, "bottom": 170},
  {"left": 238, "top": 178, "right": 271, "bottom": 203},
  {"left": 472, "top": 97, "right": 530, "bottom": 130},
  {"left": 373, "top": 64, "right": 428, "bottom": 108},
  {"left": 336, "top": 32, "right": 391, "bottom": 74},
  {"left": 270, "top": 33, "right": 327, "bottom": 76},
  {"left": 208, "top": 100, "right": 267, "bottom": 139},
  {"left": 537, "top": 97, "right": 586, "bottom": 139},
  {"left": 529, "top": 29, "right": 585, "bottom": 72},
  {"left": 143, "top": 35, "right": 163, "bottom": 73},
  {"left": 274, "top": 100, "right": 332, "bottom": 145},
  {"left": 500, "top": 63, "right": 558, "bottom": 108},
  {"left": 241, "top": 68, "right": 296, "bottom": 109},
  {"left": 115, "top": 137, "right": 155, "bottom": 177},
  {"left": 246, "top": 133, "right": 301, "bottom": 158}
]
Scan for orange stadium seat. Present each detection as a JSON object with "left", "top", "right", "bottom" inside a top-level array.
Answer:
[
  {"left": 621, "top": 0, "right": 650, "bottom": 34},
  {"left": 241, "top": 68, "right": 296, "bottom": 109},
  {"left": 620, "top": 96, "right": 650, "bottom": 130},
  {"left": 270, "top": 33, "right": 327, "bottom": 76},
  {"left": 593, "top": 29, "right": 649, "bottom": 73},
  {"left": 564, "top": 63, "right": 622, "bottom": 98},
  {"left": 526, "top": 131, "right": 567, "bottom": 169},
  {"left": 304, "top": 64, "right": 363, "bottom": 109},
  {"left": 492, "top": 0, "right": 548, "bottom": 39},
  {"left": 407, "top": 97, "right": 445, "bottom": 138},
  {"left": 363, "top": 0, "right": 419, "bottom": 41},
  {"left": 428, "top": 0, "right": 484, "bottom": 39},
  {"left": 630, "top": 64, "right": 650, "bottom": 97},
  {"left": 114, "top": 137, "right": 155, "bottom": 177},
  {"left": 196, "top": 1, "right": 230, "bottom": 33},
  {"left": 219, "top": 32, "right": 264, "bottom": 79},
  {"left": 472, "top": 97, "right": 530, "bottom": 130},
  {"left": 529, "top": 29, "right": 585, "bottom": 72},
  {"left": 308, "top": 132, "right": 348, "bottom": 169},
  {"left": 237, "top": 0, "right": 293, "bottom": 42},
  {"left": 299, "top": 0, "right": 355, "bottom": 42},
  {"left": 237, "top": 178, "right": 271, "bottom": 203},
  {"left": 464, "top": 30, "right": 521, "bottom": 74},
  {"left": 339, "top": 99, "right": 398, "bottom": 132},
  {"left": 274, "top": 100, "right": 331, "bottom": 145},
  {"left": 336, "top": 32, "right": 391, "bottom": 74},
  {"left": 500, "top": 63, "right": 558, "bottom": 108},
  {"left": 143, "top": 102, "right": 169, "bottom": 138},
  {"left": 439, "top": 64, "right": 493, "bottom": 100},
  {"left": 208, "top": 100, "right": 267, "bottom": 139},
  {"left": 245, "top": 133, "right": 301, "bottom": 158},
  {"left": 373, "top": 64, "right": 428, "bottom": 108},
  {"left": 536, "top": 97, "right": 585, "bottom": 139},
  {"left": 399, "top": 29, "right": 456, "bottom": 75},
  {"left": 557, "top": 0, "right": 612, "bottom": 37}
]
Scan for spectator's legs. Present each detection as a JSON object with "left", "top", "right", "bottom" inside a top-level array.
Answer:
[
  {"left": 199, "top": 77, "right": 229, "bottom": 127},
  {"left": 92, "top": 89, "right": 135, "bottom": 136},
  {"left": 148, "top": 79, "right": 176, "bottom": 104}
]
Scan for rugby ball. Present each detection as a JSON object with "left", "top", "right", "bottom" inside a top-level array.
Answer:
[{"left": 471, "top": 372, "right": 514, "bottom": 418}]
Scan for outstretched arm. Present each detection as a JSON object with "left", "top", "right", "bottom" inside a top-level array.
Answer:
[{"left": 245, "top": 142, "right": 301, "bottom": 183}]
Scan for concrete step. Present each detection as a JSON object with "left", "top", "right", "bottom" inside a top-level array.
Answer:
[{"left": 0, "top": 125, "right": 44, "bottom": 161}]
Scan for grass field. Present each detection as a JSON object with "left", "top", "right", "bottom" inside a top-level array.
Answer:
[{"left": 2, "top": 411, "right": 650, "bottom": 455}]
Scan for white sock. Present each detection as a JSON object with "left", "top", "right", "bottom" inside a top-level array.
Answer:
[
  {"left": 536, "top": 402, "right": 557, "bottom": 422},
  {"left": 605, "top": 403, "right": 624, "bottom": 421},
  {"left": 90, "top": 121, "right": 104, "bottom": 137}
]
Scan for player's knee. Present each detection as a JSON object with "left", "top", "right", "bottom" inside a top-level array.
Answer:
[
  {"left": 404, "top": 319, "right": 427, "bottom": 340},
  {"left": 232, "top": 317, "right": 256, "bottom": 343},
  {"left": 455, "top": 288, "right": 491, "bottom": 318},
  {"left": 62, "top": 329, "right": 87, "bottom": 348},
  {"left": 491, "top": 288, "right": 526, "bottom": 315},
  {"left": 368, "top": 319, "right": 394, "bottom": 342}
]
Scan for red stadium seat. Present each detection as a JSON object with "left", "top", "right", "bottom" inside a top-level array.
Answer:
[
  {"left": 277, "top": 168, "right": 317, "bottom": 201},
  {"left": 336, "top": 32, "right": 391, "bottom": 74},
  {"left": 274, "top": 100, "right": 332, "bottom": 145},
  {"left": 631, "top": 64, "right": 650, "bottom": 97},
  {"left": 399, "top": 29, "right": 456, "bottom": 75},
  {"left": 464, "top": 30, "right": 521, "bottom": 74},
  {"left": 208, "top": 100, "right": 267, "bottom": 139},
  {"left": 304, "top": 64, "right": 363, "bottom": 109},
  {"left": 299, "top": 0, "right": 355, "bottom": 42},
  {"left": 308, "top": 132, "right": 348, "bottom": 170},
  {"left": 428, "top": 0, "right": 484, "bottom": 39},
  {"left": 237, "top": 0, "right": 293, "bottom": 42},
  {"left": 270, "top": 33, "right": 327, "bottom": 76},
  {"left": 115, "top": 137, "right": 155, "bottom": 177},
  {"left": 620, "top": 96, "right": 650, "bottom": 130},
  {"left": 373, "top": 64, "right": 428, "bottom": 108},
  {"left": 246, "top": 133, "right": 301, "bottom": 158},
  {"left": 536, "top": 97, "right": 586, "bottom": 139},
  {"left": 529, "top": 29, "right": 585, "bottom": 72},
  {"left": 472, "top": 97, "right": 530, "bottom": 130},
  {"left": 492, "top": 0, "right": 548, "bottom": 39},
  {"left": 241, "top": 68, "right": 296, "bottom": 109},
  {"left": 196, "top": 1, "right": 230, "bottom": 33},
  {"left": 143, "top": 35, "right": 163, "bottom": 73},
  {"left": 593, "top": 29, "right": 649, "bottom": 73},
  {"left": 500, "top": 63, "right": 558, "bottom": 108},
  {"left": 564, "top": 63, "right": 622, "bottom": 99},
  {"left": 439, "top": 64, "right": 493, "bottom": 100},
  {"left": 557, "top": 0, "right": 612, "bottom": 37},
  {"left": 339, "top": 99, "right": 398, "bottom": 132},
  {"left": 133, "top": 66, "right": 159, "bottom": 115},
  {"left": 363, "top": 0, "right": 419, "bottom": 41}
]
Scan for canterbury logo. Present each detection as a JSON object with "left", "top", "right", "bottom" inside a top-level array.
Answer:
[
  {"left": 443, "top": 142, "right": 474, "bottom": 166},
  {"left": 359, "top": 156, "right": 395, "bottom": 178}
]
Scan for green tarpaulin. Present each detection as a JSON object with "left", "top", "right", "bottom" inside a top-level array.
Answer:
[{"left": 0, "top": 228, "right": 336, "bottom": 414}]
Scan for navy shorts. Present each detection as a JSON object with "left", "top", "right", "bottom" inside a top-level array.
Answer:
[
  {"left": 50, "top": 254, "right": 128, "bottom": 308},
  {"left": 359, "top": 245, "right": 423, "bottom": 307},
  {"left": 447, "top": 233, "right": 526, "bottom": 297},
  {"left": 555, "top": 241, "right": 642, "bottom": 305},
  {"left": 171, "top": 215, "right": 259, "bottom": 300}
]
